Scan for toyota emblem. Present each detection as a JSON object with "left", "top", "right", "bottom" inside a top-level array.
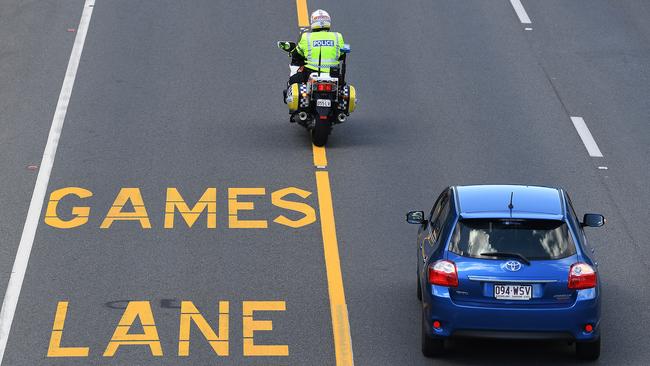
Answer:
[{"left": 504, "top": 261, "right": 522, "bottom": 272}]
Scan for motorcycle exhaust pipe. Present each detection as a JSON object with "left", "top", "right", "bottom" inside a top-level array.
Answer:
[
  {"left": 337, "top": 113, "right": 347, "bottom": 123},
  {"left": 298, "top": 111, "right": 309, "bottom": 121}
]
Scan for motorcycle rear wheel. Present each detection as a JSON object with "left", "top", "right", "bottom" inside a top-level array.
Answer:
[{"left": 311, "top": 118, "right": 331, "bottom": 147}]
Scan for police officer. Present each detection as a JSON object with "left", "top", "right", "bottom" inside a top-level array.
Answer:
[{"left": 288, "top": 9, "right": 345, "bottom": 85}]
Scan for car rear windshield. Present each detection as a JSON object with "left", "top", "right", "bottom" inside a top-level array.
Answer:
[{"left": 448, "top": 219, "right": 576, "bottom": 260}]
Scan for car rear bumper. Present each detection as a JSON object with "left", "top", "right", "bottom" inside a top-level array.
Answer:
[
  {"left": 423, "top": 285, "right": 600, "bottom": 342},
  {"left": 452, "top": 330, "right": 574, "bottom": 340}
]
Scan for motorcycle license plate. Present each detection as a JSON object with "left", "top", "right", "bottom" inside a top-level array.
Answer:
[
  {"left": 316, "top": 99, "right": 332, "bottom": 107},
  {"left": 494, "top": 284, "right": 532, "bottom": 300}
]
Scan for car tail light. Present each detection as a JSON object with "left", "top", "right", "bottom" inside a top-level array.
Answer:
[
  {"left": 428, "top": 260, "right": 458, "bottom": 287},
  {"left": 568, "top": 263, "right": 597, "bottom": 289},
  {"left": 584, "top": 324, "right": 593, "bottom": 333}
]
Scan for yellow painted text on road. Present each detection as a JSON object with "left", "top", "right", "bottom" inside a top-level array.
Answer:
[
  {"left": 228, "top": 188, "right": 268, "bottom": 229},
  {"left": 44, "top": 187, "right": 92, "bottom": 229},
  {"left": 47, "top": 302, "right": 89, "bottom": 357},
  {"left": 103, "top": 301, "right": 162, "bottom": 357},
  {"left": 100, "top": 188, "right": 152, "bottom": 229},
  {"left": 272, "top": 187, "right": 316, "bottom": 228},
  {"left": 44, "top": 186, "right": 316, "bottom": 229},
  {"left": 179, "top": 301, "right": 229, "bottom": 356},
  {"left": 165, "top": 188, "right": 217, "bottom": 228},
  {"left": 243, "top": 301, "right": 289, "bottom": 356},
  {"left": 47, "top": 300, "right": 286, "bottom": 358}
]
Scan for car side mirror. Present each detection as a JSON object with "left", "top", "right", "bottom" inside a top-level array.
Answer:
[
  {"left": 582, "top": 213, "right": 605, "bottom": 227},
  {"left": 406, "top": 211, "right": 426, "bottom": 225}
]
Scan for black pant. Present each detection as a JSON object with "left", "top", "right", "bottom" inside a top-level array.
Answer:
[
  {"left": 288, "top": 68, "right": 345, "bottom": 87},
  {"left": 288, "top": 68, "right": 314, "bottom": 85}
]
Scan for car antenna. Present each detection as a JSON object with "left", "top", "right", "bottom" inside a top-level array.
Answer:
[{"left": 508, "top": 192, "right": 514, "bottom": 216}]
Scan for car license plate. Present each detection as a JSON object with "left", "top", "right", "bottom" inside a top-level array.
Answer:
[
  {"left": 316, "top": 99, "right": 331, "bottom": 107},
  {"left": 494, "top": 284, "right": 532, "bottom": 300}
]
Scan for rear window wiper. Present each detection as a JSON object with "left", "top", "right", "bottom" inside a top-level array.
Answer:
[{"left": 480, "top": 252, "right": 531, "bottom": 265}]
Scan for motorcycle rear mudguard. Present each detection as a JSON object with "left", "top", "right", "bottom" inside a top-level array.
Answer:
[{"left": 315, "top": 106, "right": 333, "bottom": 120}]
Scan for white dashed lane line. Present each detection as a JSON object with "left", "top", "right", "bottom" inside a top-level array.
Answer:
[
  {"left": 570, "top": 116, "right": 604, "bottom": 158},
  {"left": 508, "top": 1, "right": 605, "bottom": 162},
  {"left": 510, "top": 0, "right": 532, "bottom": 24}
]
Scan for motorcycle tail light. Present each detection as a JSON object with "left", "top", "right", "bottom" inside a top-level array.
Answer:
[{"left": 316, "top": 83, "right": 333, "bottom": 92}]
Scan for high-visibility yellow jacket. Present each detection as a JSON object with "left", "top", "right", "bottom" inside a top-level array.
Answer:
[{"left": 296, "top": 30, "right": 345, "bottom": 72}]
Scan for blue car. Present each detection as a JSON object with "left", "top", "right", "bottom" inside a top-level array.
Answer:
[{"left": 407, "top": 185, "right": 604, "bottom": 360}]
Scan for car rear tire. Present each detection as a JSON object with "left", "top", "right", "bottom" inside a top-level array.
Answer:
[
  {"left": 421, "top": 312, "right": 445, "bottom": 357},
  {"left": 576, "top": 337, "right": 600, "bottom": 361},
  {"left": 417, "top": 274, "right": 422, "bottom": 301}
]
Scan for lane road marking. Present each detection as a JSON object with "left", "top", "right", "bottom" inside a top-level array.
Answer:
[
  {"left": 509, "top": 0, "right": 532, "bottom": 24},
  {"left": 315, "top": 171, "right": 354, "bottom": 366},
  {"left": 0, "top": 0, "right": 96, "bottom": 363},
  {"left": 570, "top": 116, "right": 604, "bottom": 157},
  {"left": 294, "top": 0, "right": 354, "bottom": 364},
  {"left": 313, "top": 145, "right": 328, "bottom": 168},
  {"left": 296, "top": 0, "right": 309, "bottom": 28}
]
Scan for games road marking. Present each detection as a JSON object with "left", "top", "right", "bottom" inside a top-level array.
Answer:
[
  {"left": 42, "top": 186, "right": 317, "bottom": 230},
  {"left": 0, "top": 1, "right": 96, "bottom": 364}
]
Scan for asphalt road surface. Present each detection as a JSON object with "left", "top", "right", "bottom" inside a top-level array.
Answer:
[{"left": 0, "top": 0, "right": 649, "bottom": 365}]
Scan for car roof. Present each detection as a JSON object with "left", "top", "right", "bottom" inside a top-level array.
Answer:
[{"left": 454, "top": 185, "right": 565, "bottom": 220}]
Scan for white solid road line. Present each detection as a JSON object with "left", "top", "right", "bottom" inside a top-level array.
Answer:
[
  {"left": 0, "top": 0, "right": 96, "bottom": 363},
  {"left": 570, "top": 116, "right": 604, "bottom": 158},
  {"left": 510, "top": 0, "right": 532, "bottom": 24}
]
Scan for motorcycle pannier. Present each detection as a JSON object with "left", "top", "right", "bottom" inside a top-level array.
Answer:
[
  {"left": 337, "top": 84, "right": 357, "bottom": 114},
  {"left": 287, "top": 83, "right": 310, "bottom": 112}
]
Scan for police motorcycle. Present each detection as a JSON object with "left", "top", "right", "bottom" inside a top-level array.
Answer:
[{"left": 277, "top": 41, "right": 357, "bottom": 147}]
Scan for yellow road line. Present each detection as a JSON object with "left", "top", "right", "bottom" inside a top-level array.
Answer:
[
  {"left": 315, "top": 171, "right": 354, "bottom": 366},
  {"left": 296, "top": 0, "right": 310, "bottom": 27},
  {"left": 295, "top": 0, "right": 353, "bottom": 363},
  {"left": 312, "top": 145, "right": 328, "bottom": 168}
]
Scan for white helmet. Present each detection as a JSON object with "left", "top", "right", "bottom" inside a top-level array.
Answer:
[{"left": 310, "top": 9, "right": 331, "bottom": 30}]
